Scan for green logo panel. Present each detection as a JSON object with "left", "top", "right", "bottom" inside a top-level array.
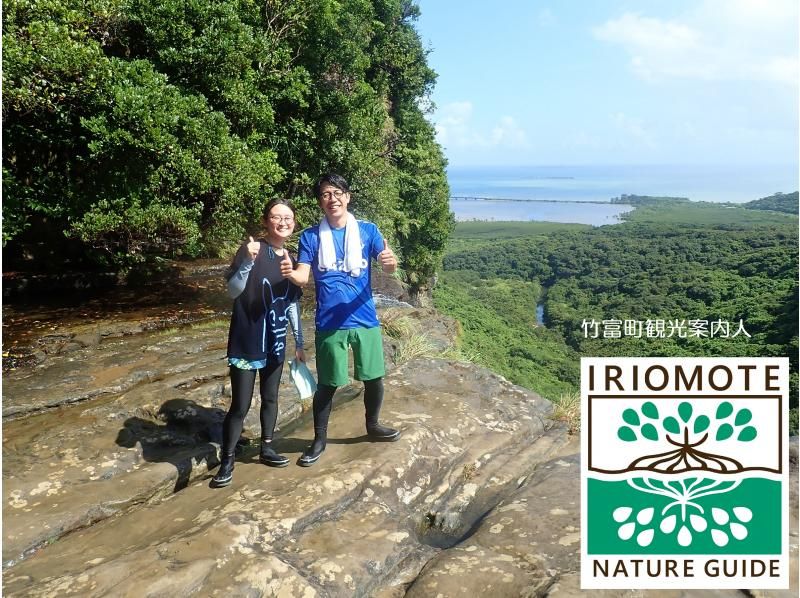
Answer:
[{"left": 588, "top": 477, "right": 781, "bottom": 554}]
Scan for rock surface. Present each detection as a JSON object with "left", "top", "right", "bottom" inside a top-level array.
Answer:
[
  {"left": 4, "top": 344, "right": 571, "bottom": 595},
  {"left": 2, "top": 289, "right": 798, "bottom": 597}
]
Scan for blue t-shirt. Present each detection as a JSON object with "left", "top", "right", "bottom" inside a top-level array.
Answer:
[{"left": 298, "top": 220, "right": 384, "bottom": 331}]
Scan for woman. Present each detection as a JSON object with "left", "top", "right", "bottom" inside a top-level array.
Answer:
[{"left": 212, "top": 199, "right": 304, "bottom": 488}]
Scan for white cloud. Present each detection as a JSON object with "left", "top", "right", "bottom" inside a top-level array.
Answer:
[
  {"left": 696, "top": 0, "right": 798, "bottom": 35},
  {"left": 592, "top": 1, "right": 799, "bottom": 87},
  {"left": 594, "top": 13, "right": 701, "bottom": 53},
  {"left": 433, "top": 102, "right": 529, "bottom": 150},
  {"left": 490, "top": 116, "right": 528, "bottom": 146},
  {"left": 433, "top": 101, "right": 474, "bottom": 146}
]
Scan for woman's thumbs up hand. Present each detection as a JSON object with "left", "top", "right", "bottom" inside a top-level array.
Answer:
[
  {"left": 280, "top": 248, "right": 294, "bottom": 278},
  {"left": 247, "top": 236, "right": 260, "bottom": 261}
]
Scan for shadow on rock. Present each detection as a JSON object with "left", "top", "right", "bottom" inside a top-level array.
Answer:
[{"left": 115, "top": 399, "right": 226, "bottom": 492}]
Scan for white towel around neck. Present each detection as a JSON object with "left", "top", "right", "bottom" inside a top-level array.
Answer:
[{"left": 318, "top": 213, "right": 364, "bottom": 277}]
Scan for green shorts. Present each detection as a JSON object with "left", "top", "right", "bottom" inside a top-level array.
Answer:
[{"left": 315, "top": 327, "right": 385, "bottom": 387}]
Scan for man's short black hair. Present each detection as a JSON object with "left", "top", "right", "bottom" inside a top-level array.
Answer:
[{"left": 313, "top": 173, "right": 350, "bottom": 198}]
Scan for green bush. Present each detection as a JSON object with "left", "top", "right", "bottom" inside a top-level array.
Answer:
[{"left": 3, "top": 0, "right": 451, "bottom": 284}]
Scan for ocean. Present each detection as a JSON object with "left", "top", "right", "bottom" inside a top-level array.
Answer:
[{"left": 448, "top": 164, "right": 797, "bottom": 225}]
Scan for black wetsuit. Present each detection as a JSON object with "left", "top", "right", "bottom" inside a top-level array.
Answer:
[{"left": 221, "top": 241, "right": 302, "bottom": 457}]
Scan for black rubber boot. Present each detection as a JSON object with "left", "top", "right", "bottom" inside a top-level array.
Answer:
[
  {"left": 300, "top": 386, "right": 334, "bottom": 467},
  {"left": 298, "top": 435, "right": 326, "bottom": 467},
  {"left": 364, "top": 378, "right": 400, "bottom": 441},
  {"left": 259, "top": 442, "right": 289, "bottom": 468},
  {"left": 366, "top": 423, "right": 401, "bottom": 442},
  {"left": 211, "top": 452, "right": 235, "bottom": 487}
]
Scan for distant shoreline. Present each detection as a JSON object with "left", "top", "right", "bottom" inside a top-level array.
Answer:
[
  {"left": 449, "top": 196, "right": 636, "bottom": 225},
  {"left": 450, "top": 196, "right": 624, "bottom": 206},
  {"left": 446, "top": 164, "right": 796, "bottom": 205}
]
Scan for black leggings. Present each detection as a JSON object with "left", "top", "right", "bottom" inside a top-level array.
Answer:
[
  {"left": 221, "top": 362, "right": 284, "bottom": 455},
  {"left": 312, "top": 377, "right": 384, "bottom": 437}
]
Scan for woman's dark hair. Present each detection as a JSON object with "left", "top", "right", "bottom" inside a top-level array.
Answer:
[
  {"left": 313, "top": 173, "right": 350, "bottom": 198},
  {"left": 262, "top": 198, "right": 296, "bottom": 219}
]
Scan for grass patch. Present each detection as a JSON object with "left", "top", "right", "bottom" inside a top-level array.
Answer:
[
  {"left": 440, "top": 344, "right": 482, "bottom": 364},
  {"left": 152, "top": 317, "right": 229, "bottom": 336},
  {"left": 550, "top": 391, "right": 581, "bottom": 434},
  {"left": 394, "top": 333, "right": 437, "bottom": 364},
  {"left": 187, "top": 318, "right": 229, "bottom": 331},
  {"left": 380, "top": 308, "right": 415, "bottom": 339},
  {"left": 379, "top": 308, "right": 440, "bottom": 365}
]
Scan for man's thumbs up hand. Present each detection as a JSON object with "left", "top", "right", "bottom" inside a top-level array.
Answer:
[
  {"left": 280, "top": 248, "right": 294, "bottom": 278},
  {"left": 378, "top": 239, "right": 397, "bottom": 273},
  {"left": 247, "top": 236, "right": 260, "bottom": 261}
]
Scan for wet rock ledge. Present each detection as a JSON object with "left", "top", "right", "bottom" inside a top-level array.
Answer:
[{"left": 2, "top": 304, "right": 797, "bottom": 597}]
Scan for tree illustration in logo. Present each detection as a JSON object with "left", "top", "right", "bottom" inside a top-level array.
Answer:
[
  {"left": 617, "top": 401, "right": 756, "bottom": 473},
  {"left": 609, "top": 401, "right": 758, "bottom": 548}
]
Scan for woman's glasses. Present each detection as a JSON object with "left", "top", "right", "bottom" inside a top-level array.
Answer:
[{"left": 269, "top": 215, "right": 295, "bottom": 224}]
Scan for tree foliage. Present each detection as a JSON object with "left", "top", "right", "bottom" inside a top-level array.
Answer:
[
  {"left": 437, "top": 206, "right": 798, "bottom": 432},
  {"left": 444, "top": 220, "right": 797, "bottom": 359},
  {"left": 743, "top": 191, "right": 799, "bottom": 215},
  {"left": 3, "top": 0, "right": 451, "bottom": 286}
]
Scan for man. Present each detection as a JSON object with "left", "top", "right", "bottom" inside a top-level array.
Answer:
[{"left": 283, "top": 173, "right": 401, "bottom": 466}]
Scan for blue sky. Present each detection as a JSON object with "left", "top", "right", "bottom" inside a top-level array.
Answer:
[{"left": 415, "top": 0, "right": 799, "bottom": 167}]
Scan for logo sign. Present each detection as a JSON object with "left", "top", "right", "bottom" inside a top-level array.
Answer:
[{"left": 581, "top": 357, "right": 789, "bottom": 589}]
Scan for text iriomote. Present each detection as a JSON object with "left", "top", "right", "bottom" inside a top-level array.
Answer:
[{"left": 587, "top": 363, "right": 782, "bottom": 393}]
